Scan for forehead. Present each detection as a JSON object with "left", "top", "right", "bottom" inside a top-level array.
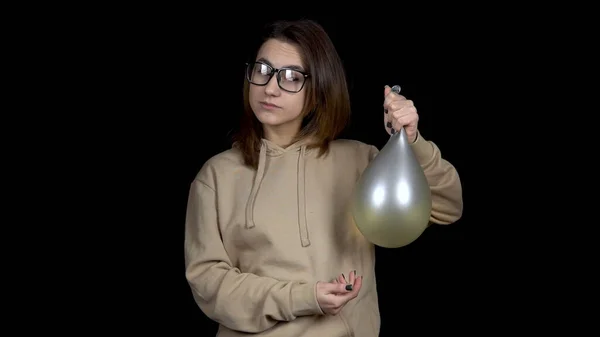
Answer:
[{"left": 256, "top": 39, "right": 304, "bottom": 69}]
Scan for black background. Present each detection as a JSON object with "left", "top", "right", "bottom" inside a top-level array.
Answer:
[
  {"left": 8, "top": 2, "right": 576, "bottom": 334},
  {"left": 82, "top": 10, "right": 509, "bottom": 336}
]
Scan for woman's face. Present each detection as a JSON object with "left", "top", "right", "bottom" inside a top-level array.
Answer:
[{"left": 248, "top": 38, "right": 309, "bottom": 136}]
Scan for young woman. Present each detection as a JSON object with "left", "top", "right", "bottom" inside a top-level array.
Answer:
[{"left": 184, "top": 19, "right": 463, "bottom": 337}]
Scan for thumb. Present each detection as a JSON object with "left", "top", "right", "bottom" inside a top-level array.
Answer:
[{"left": 384, "top": 85, "right": 391, "bottom": 97}]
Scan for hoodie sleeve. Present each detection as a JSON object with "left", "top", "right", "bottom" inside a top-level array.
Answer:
[
  {"left": 184, "top": 178, "right": 324, "bottom": 333},
  {"left": 410, "top": 131, "right": 463, "bottom": 225}
]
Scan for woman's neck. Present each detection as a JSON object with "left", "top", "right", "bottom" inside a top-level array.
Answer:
[{"left": 263, "top": 123, "right": 301, "bottom": 148}]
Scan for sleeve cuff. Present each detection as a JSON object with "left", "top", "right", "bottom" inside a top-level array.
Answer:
[
  {"left": 410, "top": 131, "right": 434, "bottom": 164},
  {"left": 291, "top": 282, "right": 324, "bottom": 317}
]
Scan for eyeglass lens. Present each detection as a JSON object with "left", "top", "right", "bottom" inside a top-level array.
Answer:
[{"left": 246, "top": 62, "right": 305, "bottom": 92}]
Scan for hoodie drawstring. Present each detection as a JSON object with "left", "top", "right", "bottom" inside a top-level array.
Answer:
[
  {"left": 245, "top": 142, "right": 267, "bottom": 229},
  {"left": 297, "top": 146, "right": 310, "bottom": 247},
  {"left": 244, "top": 141, "right": 311, "bottom": 247}
]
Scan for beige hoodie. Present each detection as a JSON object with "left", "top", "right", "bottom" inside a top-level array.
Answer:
[{"left": 184, "top": 132, "right": 463, "bottom": 336}]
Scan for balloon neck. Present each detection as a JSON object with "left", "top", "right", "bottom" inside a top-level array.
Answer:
[{"left": 390, "top": 127, "right": 408, "bottom": 144}]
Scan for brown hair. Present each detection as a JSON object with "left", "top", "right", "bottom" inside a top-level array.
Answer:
[{"left": 233, "top": 19, "right": 351, "bottom": 169}]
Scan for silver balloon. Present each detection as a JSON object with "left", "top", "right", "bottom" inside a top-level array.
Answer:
[{"left": 351, "top": 87, "right": 432, "bottom": 248}]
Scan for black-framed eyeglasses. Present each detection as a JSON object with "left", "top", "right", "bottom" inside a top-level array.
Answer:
[{"left": 245, "top": 61, "right": 309, "bottom": 93}]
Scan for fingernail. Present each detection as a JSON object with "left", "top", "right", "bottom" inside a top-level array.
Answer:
[
  {"left": 342, "top": 274, "right": 346, "bottom": 282},
  {"left": 391, "top": 128, "right": 396, "bottom": 134},
  {"left": 353, "top": 270, "right": 356, "bottom": 276},
  {"left": 345, "top": 284, "right": 353, "bottom": 291},
  {"left": 386, "top": 122, "right": 392, "bottom": 128}
]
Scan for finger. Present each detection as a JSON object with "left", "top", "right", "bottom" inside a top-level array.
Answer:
[
  {"left": 384, "top": 84, "right": 401, "bottom": 98},
  {"left": 384, "top": 85, "right": 392, "bottom": 97},
  {"left": 384, "top": 114, "right": 396, "bottom": 134},
  {"left": 335, "top": 275, "right": 363, "bottom": 301},
  {"left": 383, "top": 85, "right": 403, "bottom": 115},
  {"left": 348, "top": 270, "right": 356, "bottom": 284},
  {"left": 392, "top": 106, "right": 417, "bottom": 120},
  {"left": 383, "top": 86, "right": 391, "bottom": 114},
  {"left": 353, "top": 275, "right": 363, "bottom": 293},
  {"left": 392, "top": 115, "right": 417, "bottom": 131},
  {"left": 337, "top": 274, "right": 346, "bottom": 284},
  {"left": 385, "top": 119, "right": 393, "bottom": 131},
  {"left": 324, "top": 282, "right": 353, "bottom": 295},
  {"left": 384, "top": 95, "right": 407, "bottom": 110}
]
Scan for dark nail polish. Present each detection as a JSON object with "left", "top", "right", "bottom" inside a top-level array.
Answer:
[
  {"left": 345, "top": 284, "right": 353, "bottom": 291},
  {"left": 386, "top": 122, "right": 392, "bottom": 128},
  {"left": 391, "top": 128, "right": 396, "bottom": 134},
  {"left": 353, "top": 270, "right": 356, "bottom": 276},
  {"left": 384, "top": 109, "right": 388, "bottom": 114},
  {"left": 342, "top": 274, "right": 346, "bottom": 282}
]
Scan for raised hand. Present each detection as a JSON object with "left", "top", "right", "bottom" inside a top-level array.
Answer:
[
  {"left": 383, "top": 85, "right": 419, "bottom": 143},
  {"left": 316, "top": 270, "right": 363, "bottom": 315}
]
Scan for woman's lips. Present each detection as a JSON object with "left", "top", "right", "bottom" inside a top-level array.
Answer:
[{"left": 260, "top": 102, "right": 281, "bottom": 110}]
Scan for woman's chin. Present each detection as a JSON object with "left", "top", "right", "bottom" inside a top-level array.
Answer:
[{"left": 254, "top": 111, "right": 281, "bottom": 125}]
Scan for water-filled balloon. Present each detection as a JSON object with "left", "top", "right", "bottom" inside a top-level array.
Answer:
[{"left": 351, "top": 86, "right": 432, "bottom": 248}]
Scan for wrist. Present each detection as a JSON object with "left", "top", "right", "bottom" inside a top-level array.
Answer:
[
  {"left": 411, "top": 130, "right": 420, "bottom": 143},
  {"left": 291, "top": 282, "right": 324, "bottom": 317}
]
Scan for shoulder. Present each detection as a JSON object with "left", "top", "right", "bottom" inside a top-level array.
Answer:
[
  {"left": 329, "top": 139, "right": 379, "bottom": 161},
  {"left": 193, "top": 147, "right": 246, "bottom": 188}
]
